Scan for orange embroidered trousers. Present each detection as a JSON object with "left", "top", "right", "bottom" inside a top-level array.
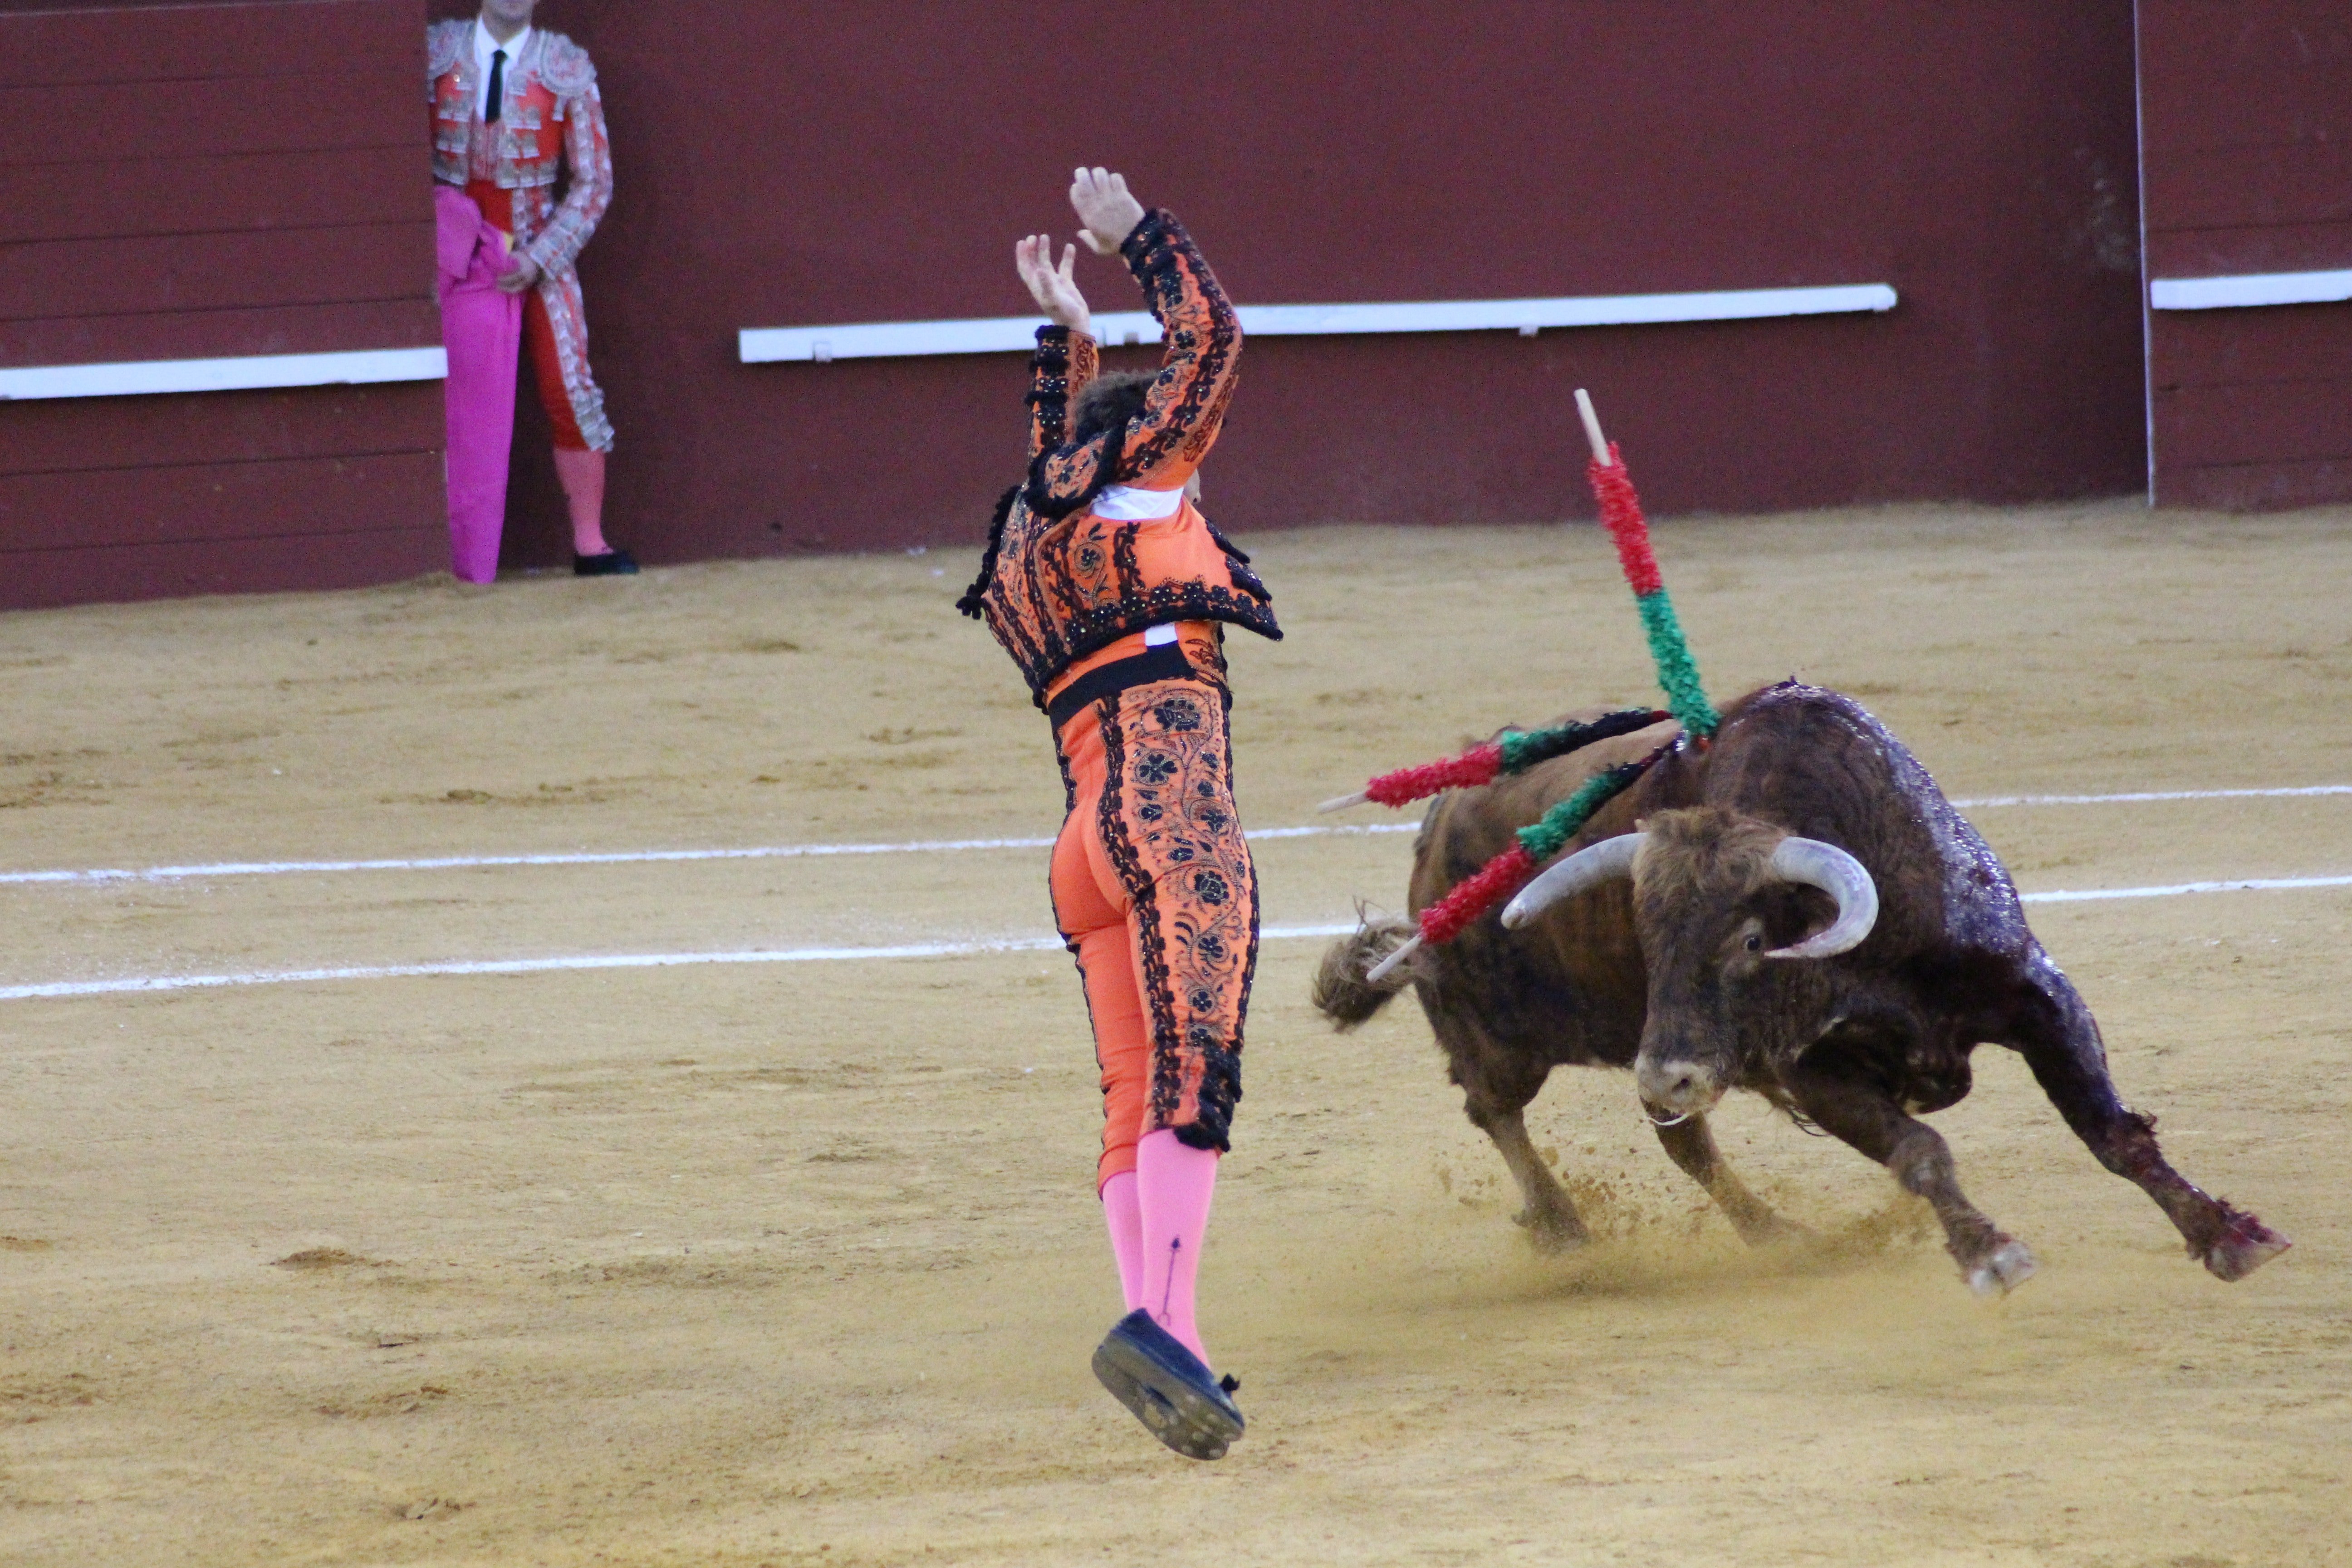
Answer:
[{"left": 1049, "top": 676, "right": 1258, "bottom": 1189}]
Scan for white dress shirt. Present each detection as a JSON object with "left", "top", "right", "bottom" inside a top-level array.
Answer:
[
  {"left": 1092, "top": 485, "right": 1187, "bottom": 520},
  {"left": 473, "top": 19, "right": 533, "bottom": 120}
]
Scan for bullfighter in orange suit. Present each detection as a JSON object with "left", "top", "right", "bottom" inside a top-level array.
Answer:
[
  {"left": 428, "top": 0, "right": 635, "bottom": 574},
  {"left": 959, "top": 169, "right": 1277, "bottom": 1460}
]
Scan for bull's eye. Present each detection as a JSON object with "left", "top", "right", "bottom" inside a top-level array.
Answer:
[{"left": 1743, "top": 933, "right": 1763, "bottom": 953}]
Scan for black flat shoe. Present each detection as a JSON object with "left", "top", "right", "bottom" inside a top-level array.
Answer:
[
  {"left": 1091, "top": 1308, "right": 1245, "bottom": 1460},
  {"left": 573, "top": 547, "right": 638, "bottom": 577}
]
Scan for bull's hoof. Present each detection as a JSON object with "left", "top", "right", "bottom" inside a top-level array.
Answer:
[
  {"left": 1514, "top": 1208, "right": 1589, "bottom": 1255},
  {"left": 2201, "top": 1213, "right": 2291, "bottom": 1282},
  {"left": 1964, "top": 1238, "right": 2037, "bottom": 1298},
  {"left": 1734, "top": 1212, "right": 1818, "bottom": 1250}
]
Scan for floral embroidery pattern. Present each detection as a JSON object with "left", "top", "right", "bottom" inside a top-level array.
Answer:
[
  {"left": 1096, "top": 678, "right": 1257, "bottom": 1150},
  {"left": 429, "top": 22, "right": 615, "bottom": 451},
  {"left": 961, "top": 212, "right": 1279, "bottom": 704}
]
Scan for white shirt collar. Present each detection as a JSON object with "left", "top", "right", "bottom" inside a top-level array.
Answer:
[
  {"left": 1092, "top": 485, "right": 1187, "bottom": 520},
  {"left": 472, "top": 19, "right": 532, "bottom": 117}
]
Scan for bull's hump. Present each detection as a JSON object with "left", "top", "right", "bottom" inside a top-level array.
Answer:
[{"left": 1729, "top": 682, "right": 2030, "bottom": 956}]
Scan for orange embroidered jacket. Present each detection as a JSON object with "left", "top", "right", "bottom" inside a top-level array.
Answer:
[{"left": 959, "top": 210, "right": 1280, "bottom": 706}]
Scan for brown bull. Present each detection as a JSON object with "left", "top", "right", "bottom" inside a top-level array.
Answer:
[{"left": 1314, "top": 680, "right": 2288, "bottom": 1294}]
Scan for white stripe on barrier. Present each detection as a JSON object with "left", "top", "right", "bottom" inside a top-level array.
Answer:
[
  {"left": 2149, "top": 268, "right": 2352, "bottom": 311},
  {"left": 737, "top": 285, "right": 1900, "bottom": 364},
  {"left": 0, "top": 347, "right": 451, "bottom": 402},
  {"left": 4, "top": 877, "right": 2348, "bottom": 1002},
  {"left": 1, "top": 784, "right": 2342, "bottom": 888}
]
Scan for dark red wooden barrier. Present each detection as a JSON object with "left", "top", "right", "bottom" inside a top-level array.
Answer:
[
  {"left": 0, "top": 0, "right": 442, "bottom": 610},
  {"left": 3, "top": 2, "right": 2169, "bottom": 606},
  {"left": 456, "top": 0, "right": 2147, "bottom": 570},
  {"left": 2141, "top": 0, "right": 2352, "bottom": 508}
]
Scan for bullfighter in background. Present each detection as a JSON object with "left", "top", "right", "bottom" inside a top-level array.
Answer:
[
  {"left": 429, "top": 0, "right": 635, "bottom": 577},
  {"left": 958, "top": 169, "right": 1278, "bottom": 1460}
]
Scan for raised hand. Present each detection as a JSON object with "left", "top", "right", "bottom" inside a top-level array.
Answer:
[
  {"left": 1015, "top": 234, "right": 1091, "bottom": 334},
  {"left": 1069, "top": 167, "right": 1147, "bottom": 256}
]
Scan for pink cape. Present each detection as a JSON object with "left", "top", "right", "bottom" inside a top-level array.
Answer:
[{"left": 435, "top": 187, "right": 522, "bottom": 583}]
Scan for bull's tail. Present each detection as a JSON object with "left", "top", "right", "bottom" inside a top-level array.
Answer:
[{"left": 1311, "top": 911, "right": 1422, "bottom": 1030}]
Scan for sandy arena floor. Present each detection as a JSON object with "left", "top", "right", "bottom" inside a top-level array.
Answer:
[{"left": 0, "top": 501, "right": 2348, "bottom": 1567}]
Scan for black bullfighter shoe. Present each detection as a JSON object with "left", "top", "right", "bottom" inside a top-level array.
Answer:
[
  {"left": 1091, "top": 1309, "right": 1245, "bottom": 1460},
  {"left": 573, "top": 547, "right": 639, "bottom": 577}
]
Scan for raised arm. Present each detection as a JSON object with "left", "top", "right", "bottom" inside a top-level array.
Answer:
[
  {"left": 1016, "top": 235, "right": 1100, "bottom": 459},
  {"left": 1026, "top": 172, "right": 1240, "bottom": 514}
]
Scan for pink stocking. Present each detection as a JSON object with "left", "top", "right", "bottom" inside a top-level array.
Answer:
[
  {"left": 1100, "top": 1170, "right": 1144, "bottom": 1311},
  {"left": 552, "top": 446, "right": 609, "bottom": 556},
  {"left": 1136, "top": 1127, "right": 1220, "bottom": 1365}
]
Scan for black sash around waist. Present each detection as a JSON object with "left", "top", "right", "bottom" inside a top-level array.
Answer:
[{"left": 1045, "top": 641, "right": 1225, "bottom": 731}]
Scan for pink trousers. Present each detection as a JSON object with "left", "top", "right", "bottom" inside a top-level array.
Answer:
[{"left": 434, "top": 187, "right": 522, "bottom": 584}]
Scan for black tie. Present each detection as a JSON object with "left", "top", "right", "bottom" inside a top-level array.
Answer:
[{"left": 486, "top": 48, "right": 506, "bottom": 124}]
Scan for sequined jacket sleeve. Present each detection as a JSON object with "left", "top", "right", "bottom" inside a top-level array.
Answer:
[
  {"left": 521, "top": 42, "right": 613, "bottom": 279},
  {"left": 1027, "top": 326, "right": 1101, "bottom": 460},
  {"left": 1024, "top": 210, "right": 1240, "bottom": 515}
]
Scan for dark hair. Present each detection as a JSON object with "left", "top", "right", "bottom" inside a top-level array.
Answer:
[{"left": 1069, "top": 370, "right": 1157, "bottom": 445}]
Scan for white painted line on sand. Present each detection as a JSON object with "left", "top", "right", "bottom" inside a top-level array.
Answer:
[
  {"left": 0, "top": 923, "right": 1361, "bottom": 1001},
  {"left": 5, "top": 876, "right": 2349, "bottom": 1002},
  {"left": 1950, "top": 785, "right": 2352, "bottom": 808},
  {"left": 2020, "top": 874, "right": 2352, "bottom": 904},
  {"left": 0, "top": 825, "right": 1418, "bottom": 886},
  {"left": 2, "top": 785, "right": 2345, "bottom": 888}
]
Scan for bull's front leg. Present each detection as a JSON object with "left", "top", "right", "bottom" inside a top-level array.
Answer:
[
  {"left": 1782, "top": 1061, "right": 2035, "bottom": 1295},
  {"left": 1651, "top": 1114, "right": 1811, "bottom": 1247},
  {"left": 1461, "top": 1094, "right": 1588, "bottom": 1254},
  {"left": 2003, "top": 956, "right": 2289, "bottom": 1282}
]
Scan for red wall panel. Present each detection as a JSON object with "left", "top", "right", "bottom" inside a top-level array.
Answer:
[
  {"left": 0, "top": 145, "right": 426, "bottom": 246},
  {"left": 437, "top": 0, "right": 2148, "bottom": 573},
  {"left": 0, "top": 72, "right": 416, "bottom": 166},
  {"left": 0, "top": 222, "right": 431, "bottom": 323},
  {"left": 0, "top": 0, "right": 412, "bottom": 88},
  {"left": 0, "top": 451, "right": 445, "bottom": 551},
  {"left": 0, "top": 299, "right": 443, "bottom": 374},
  {"left": 2140, "top": 0, "right": 2352, "bottom": 508},
  {"left": 0, "top": 0, "right": 443, "bottom": 610},
  {"left": 0, "top": 379, "right": 441, "bottom": 478},
  {"left": 0, "top": 525, "right": 448, "bottom": 612}
]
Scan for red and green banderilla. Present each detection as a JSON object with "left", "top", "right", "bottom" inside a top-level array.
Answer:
[{"left": 1328, "top": 389, "right": 1720, "bottom": 982}]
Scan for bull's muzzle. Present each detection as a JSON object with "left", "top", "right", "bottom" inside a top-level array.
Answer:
[{"left": 1636, "top": 1054, "right": 1724, "bottom": 1121}]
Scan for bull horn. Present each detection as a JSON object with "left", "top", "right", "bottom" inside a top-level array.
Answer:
[
  {"left": 1500, "top": 833, "right": 1646, "bottom": 929},
  {"left": 1764, "top": 837, "right": 1879, "bottom": 959}
]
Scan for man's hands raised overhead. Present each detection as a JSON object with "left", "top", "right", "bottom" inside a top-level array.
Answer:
[
  {"left": 1069, "top": 167, "right": 1147, "bottom": 256},
  {"left": 1016, "top": 235, "right": 1091, "bottom": 336},
  {"left": 1014, "top": 170, "right": 1148, "bottom": 336}
]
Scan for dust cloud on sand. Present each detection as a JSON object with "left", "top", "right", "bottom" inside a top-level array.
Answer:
[{"left": 0, "top": 501, "right": 2347, "bottom": 1565}]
